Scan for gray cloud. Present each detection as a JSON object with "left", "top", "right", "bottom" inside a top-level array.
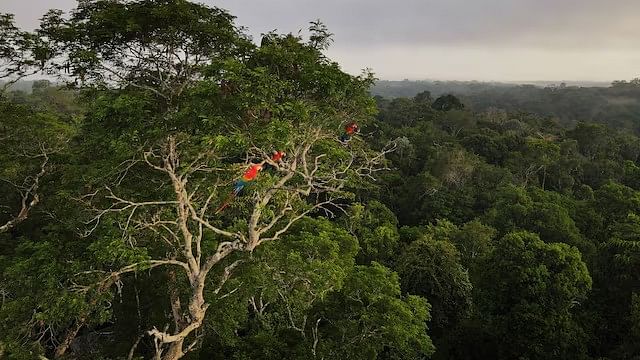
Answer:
[
  {"left": 2, "top": 0, "right": 76, "bottom": 30},
  {"left": 3, "top": 0, "right": 639, "bottom": 81},
  {"left": 211, "top": 0, "right": 640, "bottom": 49}
]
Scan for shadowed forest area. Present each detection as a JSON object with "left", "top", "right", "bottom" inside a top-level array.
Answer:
[{"left": 1, "top": 1, "right": 640, "bottom": 360}]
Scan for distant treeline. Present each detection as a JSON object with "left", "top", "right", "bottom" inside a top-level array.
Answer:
[
  {"left": 372, "top": 79, "right": 640, "bottom": 133},
  {"left": 370, "top": 79, "right": 611, "bottom": 98}
]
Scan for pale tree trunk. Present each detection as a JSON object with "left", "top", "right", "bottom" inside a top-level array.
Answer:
[
  {"left": 149, "top": 272, "right": 210, "bottom": 360},
  {"left": 54, "top": 319, "right": 84, "bottom": 358},
  {"left": 162, "top": 339, "right": 185, "bottom": 360}
]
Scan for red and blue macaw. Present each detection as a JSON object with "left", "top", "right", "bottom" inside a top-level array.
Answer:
[
  {"left": 340, "top": 122, "right": 359, "bottom": 143},
  {"left": 233, "top": 163, "right": 263, "bottom": 195},
  {"left": 216, "top": 162, "right": 264, "bottom": 214}
]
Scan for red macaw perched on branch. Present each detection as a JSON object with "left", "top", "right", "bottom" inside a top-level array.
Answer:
[
  {"left": 340, "top": 122, "right": 359, "bottom": 143},
  {"left": 271, "top": 150, "right": 286, "bottom": 162},
  {"left": 233, "top": 163, "right": 263, "bottom": 194},
  {"left": 216, "top": 162, "right": 264, "bottom": 214},
  {"left": 264, "top": 150, "right": 287, "bottom": 171}
]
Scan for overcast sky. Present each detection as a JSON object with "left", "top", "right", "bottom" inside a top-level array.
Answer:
[{"left": 3, "top": 0, "right": 639, "bottom": 82}]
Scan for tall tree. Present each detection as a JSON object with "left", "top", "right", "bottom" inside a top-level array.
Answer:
[
  {"left": 396, "top": 221, "right": 472, "bottom": 335},
  {"left": 32, "top": 1, "right": 391, "bottom": 359},
  {"left": 476, "top": 231, "right": 592, "bottom": 359}
]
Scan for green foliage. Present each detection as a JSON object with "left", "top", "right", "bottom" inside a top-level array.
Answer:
[
  {"left": 2, "top": 2, "right": 384, "bottom": 358},
  {"left": 312, "top": 263, "right": 435, "bottom": 360},
  {"left": 198, "top": 219, "right": 434, "bottom": 360},
  {"left": 0, "top": 13, "right": 45, "bottom": 86},
  {"left": 370, "top": 80, "right": 640, "bottom": 359},
  {"left": 200, "top": 217, "right": 359, "bottom": 359},
  {"left": 476, "top": 231, "right": 592, "bottom": 359},
  {"left": 450, "top": 219, "right": 497, "bottom": 268},
  {"left": 607, "top": 213, "right": 640, "bottom": 267},
  {"left": 396, "top": 222, "right": 472, "bottom": 334},
  {"left": 431, "top": 94, "right": 464, "bottom": 111},
  {"left": 345, "top": 201, "right": 400, "bottom": 265},
  {"left": 485, "top": 185, "right": 592, "bottom": 254}
]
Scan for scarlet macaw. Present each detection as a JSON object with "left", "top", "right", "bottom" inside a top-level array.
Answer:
[
  {"left": 216, "top": 162, "right": 264, "bottom": 214},
  {"left": 264, "top": 150, "right": 286, "bottom": 171},
  {"left": 340, "top": 122, "right": 359, "bottom": 143},
  {"left": 271, "top": 150, "right": 286, "bottom": 162},
  {"left": 233, "top": 163, "right": 264, "bottom": 195}
]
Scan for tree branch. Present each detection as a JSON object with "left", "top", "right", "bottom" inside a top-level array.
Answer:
[{"left": 0, "top": 152, "right": 48, "bottom": 233}]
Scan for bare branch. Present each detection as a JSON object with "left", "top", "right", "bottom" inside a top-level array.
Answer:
[
  {"left": 81, "top": 186, "right": 178, "bottom": 237},
  {"left": 0, "top": 152, "right": 48, "bottom": 233},
  {"left": 213, "top": 260, "right": 243, "bottom": 295},
  {"left": 127, "top": 335, "right": 143, "bottom": 360},
  {"left": 73, "top": 260, "right": 192, "bottom": 293}
]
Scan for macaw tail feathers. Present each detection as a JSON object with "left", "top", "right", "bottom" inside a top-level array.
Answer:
[
  {"left": 215, "top": 192, "right": 237, "bottom": 214},
  {"left": 234, "top": 180, "right": 247, "bottom": 194},
  {"left": 216, "top": 179, "right": 249, "bottom": 214},
  {"left": 339, "top": 134, "right": 352, "bottom": 143}
]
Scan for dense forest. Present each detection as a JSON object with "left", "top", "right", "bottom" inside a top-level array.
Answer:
[
  {"left": 1, "top": 1, "right": 640, "bottom": 360},
  {"left": 372, "top": 80, "right": 640, "bottom": 133}
]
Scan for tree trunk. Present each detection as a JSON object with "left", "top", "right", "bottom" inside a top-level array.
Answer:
[
  {"left": 162, "top": 339, "right": 185, "bottom": 360},
  {"left": 150, "top": 277, "right": 208, "bottom": 360},
  {"left": 167, "top": 269, "right": 187, "bottom": 330},
  {"left": 54, "top": 316, "right": 86, "bottom": 358}
]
